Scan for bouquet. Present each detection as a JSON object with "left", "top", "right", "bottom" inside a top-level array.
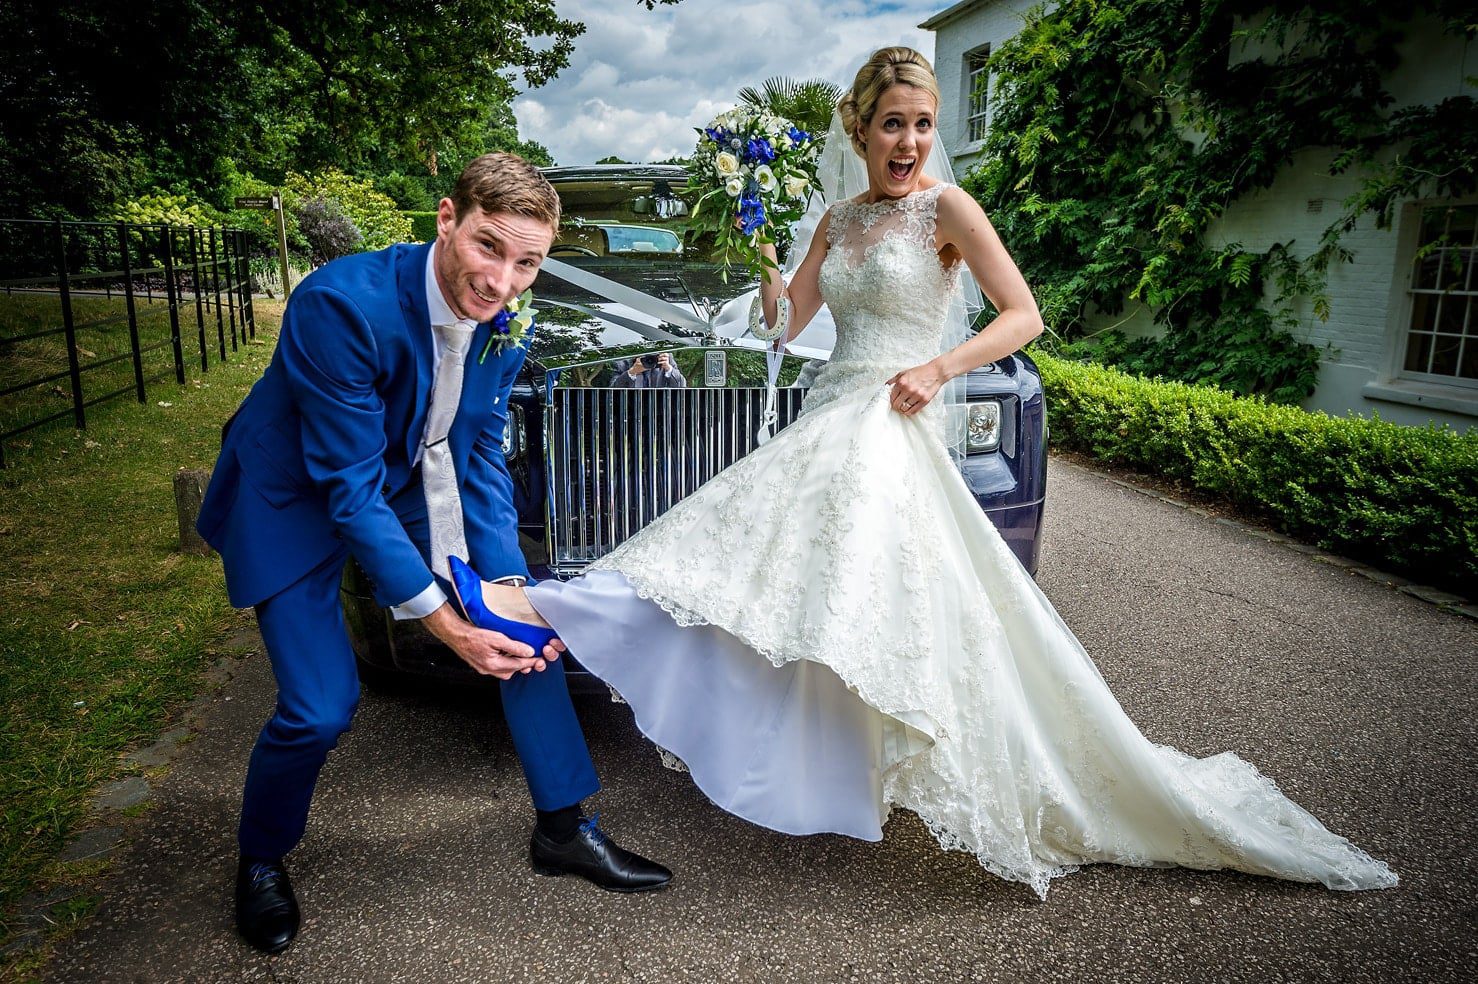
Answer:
[{"left": 684, "top": 107, "right": 821, "bottom": 280}]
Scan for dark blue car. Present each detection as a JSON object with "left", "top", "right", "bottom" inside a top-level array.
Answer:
[{"left": 344, "top": 165, "right": 1048, "bottom": 686}]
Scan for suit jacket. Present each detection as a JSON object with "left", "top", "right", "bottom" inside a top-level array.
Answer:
[{"left": 197, "top": 241, "right": 530, "bottom": 609}]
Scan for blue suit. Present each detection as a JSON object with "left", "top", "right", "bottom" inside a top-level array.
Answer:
[{"left": 198, "top": 242, "right": 599, "bottom": 861}]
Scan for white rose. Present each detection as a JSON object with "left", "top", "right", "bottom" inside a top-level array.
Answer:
[
  {"left": 725, "top": 176, "right": 744, "bottom": 197},
  {"left": 715, "top": 152, "right": 739, "bottom": 176},
  {"left": 784, "top": 174, "right": 810, "bottom": 199},
  {"left": 755, "top": 165, "right": 777, "bottom": 193}
]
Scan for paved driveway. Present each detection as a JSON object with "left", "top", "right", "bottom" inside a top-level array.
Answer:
[{"left": 44, "top": 460, "right": 1478, "bottom": 983}]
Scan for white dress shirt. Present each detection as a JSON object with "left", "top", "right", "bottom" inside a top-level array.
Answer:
[{"left": 389, "top": 246, "right": 523, "bottom": 621}]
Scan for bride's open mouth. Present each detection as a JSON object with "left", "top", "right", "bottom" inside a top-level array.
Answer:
[{"left": 888, "top": 157, "right": 916, "bottom": 181}]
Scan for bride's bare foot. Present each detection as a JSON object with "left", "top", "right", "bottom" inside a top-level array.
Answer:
[{"left": 479, "top": 581, "right": 551, "bottom": 628}]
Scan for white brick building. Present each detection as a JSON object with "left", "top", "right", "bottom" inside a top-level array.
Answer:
[{"left": 921, "top": 0, "right": 1478, "bottom": 430}]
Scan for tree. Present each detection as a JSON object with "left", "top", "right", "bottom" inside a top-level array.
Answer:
[
  {"left": 963, "top": 0, "right": 1476, "bottom": 403},
  {"left": 738, "top": 78, "right": 844, "bottom": 137},
  {"left": 0, "top": 0, "right": 243, "bottom": 216},
  {"left": 236, "top": 1, "right": 584, "bottom": 177},
  {"left": 0, "top": 1, "right": 681, "bottom": 218},
  {"left": 381, "top": 100, "right": 557, "bottom": 206}
]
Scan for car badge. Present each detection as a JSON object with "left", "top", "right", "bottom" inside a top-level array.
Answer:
[{"left": 704, "top": 350, "right": 727, "bottom": 387}]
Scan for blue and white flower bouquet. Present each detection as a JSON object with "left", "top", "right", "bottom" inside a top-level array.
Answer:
[{"left": 684, "top": 107, "right": 820, "bottom": 280}]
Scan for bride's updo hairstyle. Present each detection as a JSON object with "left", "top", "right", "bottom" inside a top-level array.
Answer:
[{"left": 838, "top": 47, "right": 941, "bottom": 157}]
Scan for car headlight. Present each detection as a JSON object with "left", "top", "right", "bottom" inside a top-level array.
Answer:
[
  {"left": 966, "top": 400, "right": 1002, "bottom": 453},
  {"left": 502, "top": 405, "right": 524, "bottom": 459}
]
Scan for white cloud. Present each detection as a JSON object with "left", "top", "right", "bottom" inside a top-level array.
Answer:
[{"left": 513, "top": 0, "right": 941, "bottom": 165}]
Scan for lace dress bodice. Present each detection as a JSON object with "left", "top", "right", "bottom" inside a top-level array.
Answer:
[{"left": 805, "top": 183, "right": 962, "bottom": 414}]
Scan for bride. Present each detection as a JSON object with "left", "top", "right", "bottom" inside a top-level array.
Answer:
[{"left": 452, "top": 46, "right": 1398, "bottom": 899}]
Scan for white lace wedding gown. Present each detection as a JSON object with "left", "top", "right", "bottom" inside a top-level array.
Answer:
[{"left": 526, "top": 184, "right": 1397, "bottom": 898}]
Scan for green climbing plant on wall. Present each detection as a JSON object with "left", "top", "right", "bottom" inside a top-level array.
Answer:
[{"left": 961, "top": 0, "right": 1477, "bottom": 404}]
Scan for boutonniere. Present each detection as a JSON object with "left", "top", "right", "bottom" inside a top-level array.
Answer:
[{"left": 477, "top": 289, "right": 536, "bottom": 363}]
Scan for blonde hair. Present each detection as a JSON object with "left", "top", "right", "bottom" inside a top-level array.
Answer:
[
  {"left": 838, "top": 47, "right": 941, "bottom": 157},
  {"left": 450, "top": 152, "right": 561, "bottom": 231}
]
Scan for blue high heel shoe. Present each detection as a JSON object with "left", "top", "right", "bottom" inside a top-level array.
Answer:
[{"left": 447, "top": 556, "right": 560, "bottom": 654}]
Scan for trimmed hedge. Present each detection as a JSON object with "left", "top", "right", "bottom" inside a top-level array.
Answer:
[
  {"left": 404, "top": 211, "right": 438, "bottom": 243},
  {"left": 1033, "top": 350, "right": 1478, "bottom": 596}
]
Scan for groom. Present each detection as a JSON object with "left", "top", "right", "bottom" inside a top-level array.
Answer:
[{"left": 197, "top": 153, "right": 671, "bottom": 955}]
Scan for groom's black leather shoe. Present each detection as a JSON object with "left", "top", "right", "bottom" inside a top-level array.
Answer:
[
  {"left": 235, "top": 858, "right": 300, "bottom": 954},
  {"left": 530, "top": 815, "right": 672, "bottom": 892}
]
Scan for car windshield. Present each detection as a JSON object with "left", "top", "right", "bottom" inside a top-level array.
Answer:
[
  {"left": 537, "top": 166, "right": 755, "bottom": 318},
  {"left": 598, "top": 224, "right": 681, "bottom": 255}
]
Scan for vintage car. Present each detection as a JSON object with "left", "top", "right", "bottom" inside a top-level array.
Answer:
[{"left": 344, "top": 165, "right": 1048, "bottom": 687}]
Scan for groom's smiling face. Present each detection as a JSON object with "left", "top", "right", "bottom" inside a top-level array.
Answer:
[{"left": 433, "top": 202, "right": 554, "bottom": 323}]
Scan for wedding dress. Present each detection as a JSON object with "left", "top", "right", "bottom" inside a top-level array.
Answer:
[{"left": 525, "top": 183, "right": 1398, "bottom": 898}]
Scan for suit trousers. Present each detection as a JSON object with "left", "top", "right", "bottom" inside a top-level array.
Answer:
[{"left": 238, "top": 537, "right": 602, "bottom": 861}]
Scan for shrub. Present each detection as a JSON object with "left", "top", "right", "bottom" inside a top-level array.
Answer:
[
  {"left": 111, "top": 192, "right": 220, "bottom": 228},
  {"left": 1033, "top": 350, "right": 1478, "bottom": 595},
  {"left": 404, "top": 211, "right": 438, "bottom": 243},
  {"left": 297, "top": 196, "right": 364, "bottom": 267},
  {"left": 216, "top": 164, "right": 292, "bottom": 262},
  {"left": 109, "top": 192, "right": 226, "bottom": 270},
  {"left": 282, "top": 169, "right": 412, "bottom": 250}
]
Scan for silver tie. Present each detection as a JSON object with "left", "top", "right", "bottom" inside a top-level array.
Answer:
[{"left": 423, "top": 322, "right": 475, "bottom": 582}]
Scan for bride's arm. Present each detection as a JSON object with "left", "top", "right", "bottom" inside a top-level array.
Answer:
[
  {"left": 756, "top": 210, "right": 831, "bottom": 344},
  {"left": 888, "top": 187, "right": 1044, "bottom": 415}
]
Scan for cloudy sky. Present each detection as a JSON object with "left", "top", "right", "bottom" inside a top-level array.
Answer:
[{"left": 514, "top": 0, "right": 944, "bottom": 166}]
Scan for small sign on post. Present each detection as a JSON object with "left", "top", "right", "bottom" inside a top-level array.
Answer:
[{"left": 235, "top": 194, "right": 293, "bottom": 298}]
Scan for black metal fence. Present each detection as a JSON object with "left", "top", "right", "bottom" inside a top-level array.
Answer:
[{"left": 0, "top": 218, "right": 255, "bottom": 467}]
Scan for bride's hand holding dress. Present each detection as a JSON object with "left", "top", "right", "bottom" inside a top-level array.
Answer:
[{"left": 885, "top": 184, "right": 1046, "bottom": 416}]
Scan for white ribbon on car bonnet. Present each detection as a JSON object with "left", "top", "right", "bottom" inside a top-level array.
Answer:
[
  {"left": 539, "top": 258, "right": 707, "bottom": 340},
  {"left": 539, "top": 258, "right": 793, "bottom": 446}
]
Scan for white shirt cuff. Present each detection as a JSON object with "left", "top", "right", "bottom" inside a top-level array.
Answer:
[{"left": 390, "top": 582, "right": 448, "bottom": 621}]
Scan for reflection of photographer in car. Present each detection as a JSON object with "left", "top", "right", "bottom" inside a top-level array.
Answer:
[{"left": 614, "top": 352, "right": 687, "bottom": 389}]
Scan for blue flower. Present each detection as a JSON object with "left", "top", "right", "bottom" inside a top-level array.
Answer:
[
  {"left": 788, "top": 125, "right": 810, "bottom": 145},
  {"left": 744, "top": 138, "right": 776, "bottom": 164},
  {"left": 737, "top": 194, "right": 767, "bottom": 235},
  {"left": 705, "top": 126, "right": 727, "bottom": 145},
  {"left": 478, "top": 290, "right": 537, "bottom": 363}
]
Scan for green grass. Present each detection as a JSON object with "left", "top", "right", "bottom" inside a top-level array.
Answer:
[
  {"left": 0, "top": 290, "right": 248, "bottom": 444},
  {"left": 0, "top": 299, "right": 283, "bottom": 968}
]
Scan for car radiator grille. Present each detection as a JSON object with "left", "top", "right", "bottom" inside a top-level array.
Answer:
[{"left": 546, "top": 386, "right": 806, "bottom": 570}]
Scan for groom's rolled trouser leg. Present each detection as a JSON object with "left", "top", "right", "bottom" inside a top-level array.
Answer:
[
  {"left": 498, "top": 646, "right": 601, "bottom": 810},
  {"left": 239, "top": 550, "right": 359, "bottom": 861}
]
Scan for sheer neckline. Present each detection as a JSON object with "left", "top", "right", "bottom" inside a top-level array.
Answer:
[{"left": 844, "top": 182, "right": 949, "bottom": 211}]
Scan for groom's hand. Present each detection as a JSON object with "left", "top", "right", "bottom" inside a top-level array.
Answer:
[{"left": 422, "top": 603, "right": 547, "bottom": 679}]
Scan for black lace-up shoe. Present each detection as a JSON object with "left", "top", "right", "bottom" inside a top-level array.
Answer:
[
  {"left": 529, "top": 813, "right": 672, "bottom": 893},
  {"left": 235, "top": 858, "right": 300, "bottom": 954}
]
